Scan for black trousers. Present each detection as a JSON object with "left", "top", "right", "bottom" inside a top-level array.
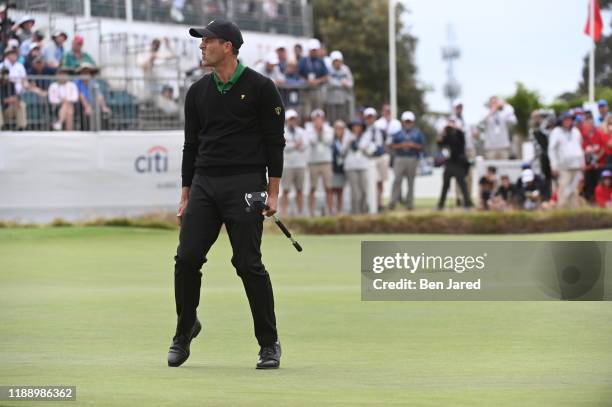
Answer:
[
  {"left": 438, "top": 162, "right": 473, "bottom": 209},
  {"left": 174, "top": 171, "right": 278, "bottom": 347}
]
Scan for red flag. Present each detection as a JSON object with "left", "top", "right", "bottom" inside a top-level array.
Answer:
[{"left": 584, "top": 0, "right": 603, "bottom": 42}]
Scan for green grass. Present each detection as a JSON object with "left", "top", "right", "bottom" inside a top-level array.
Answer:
[{"left": 1, "top": 227, "right": 611, "bottom": 407}]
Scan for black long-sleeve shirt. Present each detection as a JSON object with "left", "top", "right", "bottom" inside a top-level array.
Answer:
[
  {"left": 181, "top": 67, "right": 285, "bottom": 187},
  {"left": 438, "top": 128, "right": 467, "bottom": 165}
]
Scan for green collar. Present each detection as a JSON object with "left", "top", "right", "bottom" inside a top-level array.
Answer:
[{"left": 213, "top": 62, "right": 246, "bottom": 93}]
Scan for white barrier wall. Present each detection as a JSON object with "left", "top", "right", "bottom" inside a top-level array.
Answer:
[{"left": 0, "top": 131, "right": 184, "bottom": 223}]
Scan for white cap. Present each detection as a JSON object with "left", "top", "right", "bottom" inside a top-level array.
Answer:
[
  {"left": 330, "top": 50, "right": 343, "bottom": 61},
  {"left": 311, "top": 108, "right": 326, "bottom": 119},
  {"left": 307, "top": 38, "right": 321, "bottom": 51},
  {"left": 265, "top": 52, "right": 279, "bottom": 65},
  {"left": 285, "top": 109, "right": 298, "bottom": 120},
  {"left": 453, "top": 100, "right": 463, "bottom": 108},
  {"left": 275, "top": 41, "right": 287, "bottom": 51},
  {"left": 363, "top": 107, "right": 377, "bottom": 117},
  {"left": 521, "top": 169, "right": 535, "bottom": 184},
  {"left": 28, "top": 42, "right": 40, "bottom": 52},
  {"left": 401, "top": 111, "right": 416, "bottom": 122},
  {"left": 17, "top": 15, "right": 35, "bottom": 26}
]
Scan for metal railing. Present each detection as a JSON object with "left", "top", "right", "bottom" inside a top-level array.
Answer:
[
  {"left": 1, "top": 74, "right": 355, "bottom": 131},
  {"left": 12, "top": 0, "right": 312, "bottom": 37}
]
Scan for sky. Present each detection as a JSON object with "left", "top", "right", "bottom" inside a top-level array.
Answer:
[{"left": 404, "top": 0, "right": 611, "bottom": 123}]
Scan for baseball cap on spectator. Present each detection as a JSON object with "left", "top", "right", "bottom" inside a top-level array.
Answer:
[
  {"left": 307, "top": 38, "right": 321, "bottom": 51},
  {"left": 311, "top": 108, "right": 325, "bottom": 119},
  {"left": 363, "top": 107, "right": 377, "bottom": 117},
  {"left": 401, "top": 111, "right": 415, "bottom": 122},
  {"left": 17, "top": 15, "right": 35, "bottom": 26},
  {"left": 521, "top": 169, "right": 535, "bottom": 184},
  {"left": 189, "top": 19, "right": 244, "bottom": 50},
  {"left": 330, "top": 50, "right": 343, "bottom": 61},
  {"left": 521, "top": 162, "right": 531, "bottom": 170},
  {"left": 285, "top": 109, "right": 298, "bottom": 120},
  {"left": 601, "top": 170, "right": 612, "bottom": 178},
  {"left": 349, "top": 119, "right": 365, "bottom": 130},
  {"left": 52, "top": 30, "right": 68, "bottom": 40},
  {"left": 275, "top": 41, "right": 287, "bottom": 51},
  {"left": 265, "top": 52, "right": 279, "bottom": 65},
  {"left": 453, "top": 100, "right": 463, "bottom": 108},
  {"left": 560, "top": 112, "right": 573, "bottom": 121},
  {"left": 33, "top": 30, "right": 44, "bottom": 40},
  {"left": 73, "top": 35, "right": 84, "bottom": 45},
  {"left": 598, "top": 99, "right": 609, "bottom": 107},
  {"left": 28, "top": 42, "right": 40, "bottom": 52},
  {"left": 3, "top": 47, "right": 17, "bottom": 56},
  {"left": 76, "top": 63, "right": 99, "bottom": 74},
  {"left": 7, "top": 38, "right": 19, "bottom": 49}
]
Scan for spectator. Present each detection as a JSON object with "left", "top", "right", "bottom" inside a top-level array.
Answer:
[
  {"left": 516, "top": 169, "right": 545, "bottom": 210},
  {"left": 61, "top": 35, "right": 96, "bottom": 70},
  {"left": 0, "top": 67, "right": 26, "bottom": 130},
  {"left": 155, "top": 85, "right": 180, "bottom": 116},
  {"left": 331, "top": 120, "right": 347, "bottom": 214},
  {"left": 375, "top": 103, "right": 401, "bottom": 139},
  {"left": 280, "top": 109, "right": 308, "bottom": 216},
  {"left": 489, "top": 174, "right": 517, "bottom": 210},
  {"left": 279, "top": 59, "right": 305, "bottom": 114},
  {"left": 256, "top": 52, "right": 285, "bottom": 86},
  {"left": 12, "top": 15, "right": 34, "bottom": 43},
  {"left": 326, "top": 51, "right": 353, "bottom": 118},
  {"left": 548, "top": 112, "right": 584, "bottom": 209},
  {"left": 597, "top": 99, "right": 609, "bottom": 126},
  {"left": 48, "top": 67, "right": 78, "bottom": 130},
  {"left": 0, "top": 4, "right": 15, "bottom": 57},
  {"left": 530, "top": 109, "right": 555, "bottom": 200},
  {"left": 594, "top": 170, "right": 612, "bottom": 208},
  {"left": 293, "top": 43, "right": 303, "bottom": 63},
  {"left": 580, "top": 111, "right": 606, "bottom": 203},
  {"left": 602, "top": 115, "right": 612, "bottom": 169},
  {"left": 363, "top": 107, "right": 387, "bottom": 210},
  {"left": 74, "top": 63, "right": 111, "bottom": 130},
  {"left": 436, "top": 118, "right": 473, "bottom": 210},
  {"left": 298, "top": 39, "right": 328, "bottom": 114},
  {"left": 0, "top": 47, "right": 27, "bottom": 94},
  {"left": 306, "top": 108, "right": 334, "bottom": 215},
  {"left": 283, "top": 60, "right": 305, "bottom": 86},
  {"left": 137, "top": 37, "right": 176, "bottom": 100},
  {"left": 42, "top": 30, "right": 68, "bottom": 70},
  {"left": 26, "top": 56, "right": 54, "bottom": 97},
  {"left": 479, "top": 166, "right": 497, "bottom": 210},
  {"left": 343, "top": 119, "right": 375, "bottom": 214},
  {"left": 275, "top": 42, "right": 288, "bottom": 73},
  {"left": 19, "top": 29, "right": 44, "bottom": 61},
  {"left": 387, "top": 111, "right": 425, "bottom": 210},
  {"left": 23, "top": 42, "right": 42, "bottom": 72},
  {"left": 478, "top": 96, "right": 517, "bottom": 159}
]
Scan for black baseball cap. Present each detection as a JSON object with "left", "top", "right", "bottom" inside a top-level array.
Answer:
[{"left": 189, "top": 19, "right": 244, "bottom": 49}]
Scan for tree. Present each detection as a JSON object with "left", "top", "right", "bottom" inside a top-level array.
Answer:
[
  {"left": 505, "top": 82, "right": 542, "bottom": 138},
  {"left": 311, "top": 0, "right": 426, "bottom": 116}
]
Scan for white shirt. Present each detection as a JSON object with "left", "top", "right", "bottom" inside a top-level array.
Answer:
[
  {"left": 48, "top": 81, "right": 79, "bottom": 104},
  {"left": 374, "top": 117, "right": 401, "bottom": 138},
  {"left": 305, "top": 122, "right": 334, "bottom": 164},
  {"left": 283, "top": 125, "right": 308, "bottom": 169},
  {"left": 480, "top": 104, "right": 517, "bottom": 150},
  {"left": 548, "top": 126, "right": 585, "bottom": 171},
  {"left": 342, "top": 132, "right": 376, "bottom": 170},
  {"left": 0, "top": 60, "right": 27, "bottom": 94}
]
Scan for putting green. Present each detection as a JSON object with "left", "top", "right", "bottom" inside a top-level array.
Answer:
[{"left": 1, "top": 227, "right": 611, "bottom": 406}]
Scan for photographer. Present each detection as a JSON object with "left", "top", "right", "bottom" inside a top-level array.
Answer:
[
  {"left": 529, "top": 109, "right": 555, "bottom": 200},
  {"left": 436, "top": 118, "right": 473, "bottom": 210},
  {"left": 478, "top": 96, "right": 517, "bottom": 159}
]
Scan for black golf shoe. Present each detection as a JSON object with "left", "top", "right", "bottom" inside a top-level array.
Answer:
[
  {"left": 256, "top": 341, "right": 281, "bottom": 369},
  {"left": 167, "top": 319, "right": 202, "bottom": 367}
]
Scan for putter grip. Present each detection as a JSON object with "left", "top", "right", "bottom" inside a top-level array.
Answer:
[
  {"left": 293, "top": 241, "right": 303, "bottom": 252},
  {"left": 275, "top": 218, "right": 292, "bottom": 238}
]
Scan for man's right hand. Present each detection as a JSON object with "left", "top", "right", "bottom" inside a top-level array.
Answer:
[{"left": 177, "top": 187, "right": 190, "bottom": 225}]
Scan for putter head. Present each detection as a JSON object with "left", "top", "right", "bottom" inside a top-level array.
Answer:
[{"left": 245, "top": 191, "right": 268, "bottom": 212}]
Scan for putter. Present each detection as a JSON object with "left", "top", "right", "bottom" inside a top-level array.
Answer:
[{"left": 245, "top": 192, "right": 303, "bottom": 252}]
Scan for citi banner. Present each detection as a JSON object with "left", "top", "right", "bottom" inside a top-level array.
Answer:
[{"left": 361, "top": 241, "right": 611, "bottom": 301}]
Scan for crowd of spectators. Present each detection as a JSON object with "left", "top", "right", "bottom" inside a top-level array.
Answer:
[
  {"left": 281, "top": 97, "right": 612, "bottom": 216},
  {"left": 0, "top": 13, "right": 123, "bottom": 130}
]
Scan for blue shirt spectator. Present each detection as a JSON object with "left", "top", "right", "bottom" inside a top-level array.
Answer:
[
  {"left": 298, "top": 39, "right": 329, "bottom": 83},
  {"left": 389, "top": 114, "right": 425, "bottom": 157}
]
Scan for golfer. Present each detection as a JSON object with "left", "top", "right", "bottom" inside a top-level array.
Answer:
[{"left": 167, "top": 20, "right": 285, "bottom": 369}]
